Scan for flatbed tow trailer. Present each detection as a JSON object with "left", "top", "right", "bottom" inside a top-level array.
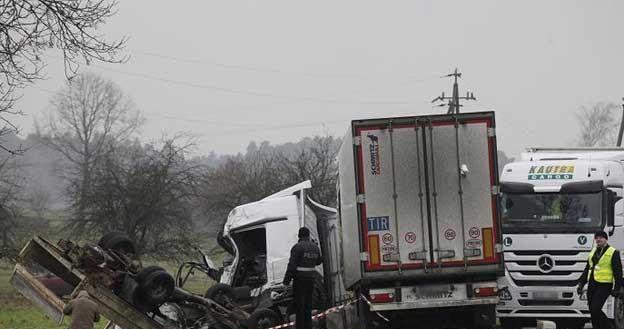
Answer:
[{"left": 10, "top": 236, "right": 249, "bottom": 329}]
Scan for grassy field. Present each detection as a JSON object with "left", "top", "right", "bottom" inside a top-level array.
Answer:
[{"left": 0, "top": 261, "right": 215, "bottom": 329}]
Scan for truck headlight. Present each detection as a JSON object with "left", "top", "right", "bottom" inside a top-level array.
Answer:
[{"left": 499, "top": 287, "right": 512, "bottom": 301}]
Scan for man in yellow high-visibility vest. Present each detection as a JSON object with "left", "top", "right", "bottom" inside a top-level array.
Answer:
[{"left": 578, "top": 231, "right": 623, "bottom": 329}]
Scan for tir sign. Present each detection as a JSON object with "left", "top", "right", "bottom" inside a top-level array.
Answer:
[{"left": 368, "top": 216, "right": 390, "bottom": 232}]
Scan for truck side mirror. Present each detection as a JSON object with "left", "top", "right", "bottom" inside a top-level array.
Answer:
[{"left": 607, "top": 190, "right": 623, "bottom": 229}]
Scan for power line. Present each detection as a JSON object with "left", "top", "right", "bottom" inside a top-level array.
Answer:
[
  {"left": 88, "top": 62, "right": 419, "bottom": 105},
  {"left": 29, "top": 86, "right": 418, "bottom": 132},
  {"left": 132, "top": 49, "right": 441, "bottom": 82}
]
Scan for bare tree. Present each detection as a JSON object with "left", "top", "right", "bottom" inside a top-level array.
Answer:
[
  {"left": 199, "top": 143, "right": 286, "bottom": 234},
  {"left": 76, "top": 136, "right": 203, "bottom": 259},
  {"left": 277, "top": 136, "right": 340, "bottom": 206},
  {"left": 0, "top": 0, "right": 127, "bottom": 152},
  {"left": 576, "top": 102, "right": 621, "bottom": 147},
  {"left": 38, "top": 72, "right": 143, "bottom": 224},
  {"left": 0, "top": 154, "right": 24, "bottom": 260},
  {"left": 199, "top": 136, "right": 341, "bottom": 238}
]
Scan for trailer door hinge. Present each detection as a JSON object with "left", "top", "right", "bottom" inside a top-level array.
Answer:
[
  {"left": 360, "top": 252, "right": 369, "bottom": 261},
  {"left": 487, "top": 127, "right": 496, "bottom": 137},
  {"left": 353, "top": 136, "right": 362, "bottom": 146},
  {"left": 491, "top": 185, "right": 500, "bottom": 195},
  {"left": 356, "top": 194, "right": 365, "bottom": 204}
]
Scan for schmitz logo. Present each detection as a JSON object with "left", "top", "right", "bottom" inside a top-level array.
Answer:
[
  {"left": 367, "top": 134, "right": 381, "bottom": 175},
  {"left": 528, "top": 165, "right": 574, "bottom": 180}
]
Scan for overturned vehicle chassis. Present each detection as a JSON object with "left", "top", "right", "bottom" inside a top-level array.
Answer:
[{"left": 10, "top": 235, "right": 248, "bottom": 329}]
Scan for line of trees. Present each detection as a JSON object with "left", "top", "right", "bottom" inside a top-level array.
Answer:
[{"left": 0, "top": 72, "right": 341, "bottom": 261}]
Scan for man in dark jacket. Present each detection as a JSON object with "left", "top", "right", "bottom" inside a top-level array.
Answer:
[
  {"left": 63, "top": 291, "right": 100, "bottom": 329},
  {"left": 283, "top": 227, "right": 322, "bottom": 329},
  {"left": 578, "top": 231, "right": 623, "bottom": 329}
]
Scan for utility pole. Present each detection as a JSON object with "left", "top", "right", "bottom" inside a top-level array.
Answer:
[
  {"left": 617, "top": 97, "right": 624, "bottom": 147},
  {"left": 431, "top": 68, "right": 476, "bottom": 114}
]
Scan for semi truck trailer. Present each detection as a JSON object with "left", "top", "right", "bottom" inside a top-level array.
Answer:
[{"left": 336, "top": 111, "right": 503, "bottom": 328}]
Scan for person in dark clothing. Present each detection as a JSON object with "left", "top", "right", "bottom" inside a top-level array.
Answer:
[
  {"left": 63, "top": 291, "right": 100, "bottom": 329},
  {"left": 578, "top": 231, "right": 623, "bottom": 329},
  {"left": 283, "top": 227, "right": 323, "bottom": 329}
]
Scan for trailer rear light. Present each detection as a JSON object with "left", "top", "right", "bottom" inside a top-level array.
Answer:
[
  {"left": 369, "top": 293, "right": 394, "bottom": 303},
  {"left": 474, "top": 287, "right": 497, "bottom": 297}
]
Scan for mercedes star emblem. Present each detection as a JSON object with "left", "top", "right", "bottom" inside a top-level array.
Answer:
[{"left": 537, "top": 255, "right": 555, "bottom": 273}]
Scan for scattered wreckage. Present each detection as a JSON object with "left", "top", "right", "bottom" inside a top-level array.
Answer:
[
  {"left": 10, "top": 233, "right": 250, "bottom": 329},
  {"left": 10, "top": 181, "right": 341, "bottom": 329}
]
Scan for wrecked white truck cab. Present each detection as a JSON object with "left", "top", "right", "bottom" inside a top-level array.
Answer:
[
  {"left": 220, "top": 181, "right": 324, "bottom": 289},
  {"left": 210, "top": 181, "right": 341, "bottom": 324}
]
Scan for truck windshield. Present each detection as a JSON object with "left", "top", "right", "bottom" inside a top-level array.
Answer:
[{"left": 501, "top": 192, "right": 603, "bottom": 233}]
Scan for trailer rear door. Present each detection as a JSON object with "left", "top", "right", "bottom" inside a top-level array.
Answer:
[{"left": 353, "top": 112, "right": 499, "bottom": 272}]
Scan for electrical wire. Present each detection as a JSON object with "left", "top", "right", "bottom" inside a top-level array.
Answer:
[
  {"left": 132, "top": 49, "right": 441, "bottom": 82},
  {"left": 89, "top": 62, "right": 420, "bottom": 106}
]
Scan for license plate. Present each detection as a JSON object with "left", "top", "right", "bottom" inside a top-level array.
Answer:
[
  {"left": 533, "top": 291, "right": 558, "bottom": 300},
  {"left": 413, "top": 285, "right": 456, "bottom": 300}
]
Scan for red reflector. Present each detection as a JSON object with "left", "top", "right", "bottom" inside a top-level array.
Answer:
[
  {"left": 474, "top": 287, "right": 497, "bottom": 297},
  {"left": 369, "top": 293, "right": 394, "bottom": 303}
]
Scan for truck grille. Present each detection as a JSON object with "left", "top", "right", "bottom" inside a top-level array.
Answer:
[
  {"left": 518, "top": 300, "right": 574, "bottom": 306},
  {"left": 510, "top": 279, "right": 579, "bottom": 287},
  {"left": 505, "top": 250, "right": 588, "bottom": 287}
]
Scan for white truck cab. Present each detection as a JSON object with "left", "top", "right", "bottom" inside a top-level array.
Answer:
[
  {"left": 497, "top": 148, "right": 624, "bottom": 329},
  {"left": 213, "top": 181, "right": 342, "bottom": 324}
]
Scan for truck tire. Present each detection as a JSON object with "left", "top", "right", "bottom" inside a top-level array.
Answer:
[
  {"left": 205, "top": 283, "right": 235, "bottom": 306},
  {"left": 98, "top": 231, "right": 136, "bottom": 255},
  {"left": 246, "top": 308, "right": 282, "bottom": 329},
  {"left": 557, "top": 319, "right": 587, "bottom": 329},
  {"left": 135, "top": 267, "right": 174, "bottom": 307},
  {"left": 135, "top": 266, "right": 165, "bottom": 284},
  {"left": 499, "top": 318, "right": 522, "bottom": 329},
  {"left": 356, "top": 296, "right": 388, "bottom": 329}
]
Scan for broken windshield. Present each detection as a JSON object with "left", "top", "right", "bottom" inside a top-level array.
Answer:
[{"left": 501, "top": 192, "right": 603, "bottom": 233}]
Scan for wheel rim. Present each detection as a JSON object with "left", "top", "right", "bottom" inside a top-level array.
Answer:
[{"left": 151, "top": 277, "right": 171, "bottom": 299}]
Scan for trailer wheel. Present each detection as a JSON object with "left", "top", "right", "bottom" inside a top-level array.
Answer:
[
  {"left": 136, "top": 267, "right": 174, "bottom": 306},
  {"left": 98, "top": 231, "right": 136, "bottom": 255},
  {"left": 205, "top": 283, "right": 235, "bottom": 306},
  {"left": 246, "top": 308, "right": 282, "bottom": 329}
]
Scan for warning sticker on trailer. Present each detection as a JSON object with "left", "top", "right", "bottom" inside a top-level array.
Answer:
[
  {"left": 382, "top": 244, "right": 396, "bottom": 253},
  {"left": 444, "top": 229, "right": 456, "bottom": 241},
  {"left": 466, "top": 239, "right": 482, "bottom": 249},
  {"left": 382, "top": 233, "right": 394, "bottom": 245},
  {"left": 469, "top": 227, "right": 481, "bottom": 239}
]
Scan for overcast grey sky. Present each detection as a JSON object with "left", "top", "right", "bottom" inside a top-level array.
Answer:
[{"left": 13, "top": 0, "right": 624, "bottom": 158}]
